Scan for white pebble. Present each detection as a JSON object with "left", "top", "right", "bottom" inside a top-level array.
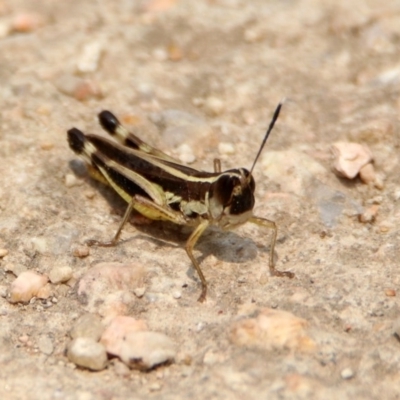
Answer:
[
  {"left": 218, "top": 142, "right": 235, "bottom": 155},
  {"left": 133, "top": 287, "right": 146, "bottom": 298},
  {"left": 341, "top": 367, "right": 354, "bottom": 379},
  {"left": 119, "top": 331, "right": 176, "bottom": 370},
  {"left": 77, "top": 41, "right": 103, "bottom": 73},
  {"left": 176, "top": 144, "right": 196, "bottom": 164},
  {"left": 204, "top": 96, "right": 224, "bottom": 116},
  {"left": 67, "top": 338, "right": 107, "bottom": 371},
  {"left": 49, "top": 266, "right": 73, "bottom": 284},
  {"left": 8, "top": 271, "right": 49, "bottom": 304},
  {"left": 65, "top": 173, "right": 80, "bottom": 188},
  {"left": 172, "top": 290, "right": 181, "bottom": 299}
]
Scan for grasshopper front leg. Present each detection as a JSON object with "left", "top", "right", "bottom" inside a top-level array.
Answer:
[{"left": 249, "top": 216, "right": 294, "bottom": 279}]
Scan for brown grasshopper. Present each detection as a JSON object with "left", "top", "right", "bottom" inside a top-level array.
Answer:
[{"left": 67, "top": 102, "right": 293, "bottom": 302}]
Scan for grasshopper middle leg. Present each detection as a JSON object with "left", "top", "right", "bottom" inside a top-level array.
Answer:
[{"left": 249, "top": 216, "right": 294, "bottom": 279}]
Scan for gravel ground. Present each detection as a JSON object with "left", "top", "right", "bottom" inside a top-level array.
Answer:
[{"left": 1, "top": 0, "right": 400, "bottom": 399}]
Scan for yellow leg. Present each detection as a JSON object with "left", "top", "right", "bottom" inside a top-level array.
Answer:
[
  {"left": 249, "top": 216, "right": 294, "bottom": 279},
  {"left": 185, "top": 219, "right": 210, "bottom": 302}
]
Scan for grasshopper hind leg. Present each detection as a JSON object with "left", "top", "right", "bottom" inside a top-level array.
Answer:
[{"left": 85, "top": 200, "right": 135, "bottom": 248}]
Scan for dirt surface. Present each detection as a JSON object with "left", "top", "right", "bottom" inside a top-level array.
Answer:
[{"left": 1, "top": 0, "right": 400, "bottom": 399}]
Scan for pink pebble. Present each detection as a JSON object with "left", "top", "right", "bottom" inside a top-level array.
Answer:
[
  {"left": 101, "top": 316, "right": 148, "bottom": 356},
  {"left": 8, "top": 271, "right": 49, "bottom": 303}
]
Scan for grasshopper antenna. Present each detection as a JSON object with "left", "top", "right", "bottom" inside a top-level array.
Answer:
[{"left": 249, "top": 99, "right": 284, "bottom": 175}]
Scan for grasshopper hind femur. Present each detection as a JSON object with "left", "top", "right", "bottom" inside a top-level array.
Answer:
[{"left": 67, "top": 102, "right": 294, "bottom": 302}]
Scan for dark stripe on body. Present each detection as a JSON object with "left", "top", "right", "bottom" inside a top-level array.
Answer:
[
  {"left": 91, "top": 152, "right": 151, "bottom": 200},
  {"left": 87, "top": 135, "right": 220, "bottom": 203}
]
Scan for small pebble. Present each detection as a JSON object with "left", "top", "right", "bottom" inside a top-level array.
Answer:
[
  {"left": 40, "top": 142, "right": 54, "bottom": 151},
  {"left": 379, "top": 221, "right": 394, "bottom": 233},
  {"left": 149, "top": 383, "right": 162, "bottom": 392},
  {"left": 73, "top": 245, "right": 90, "bottom": 258},
  {"left": 0, "top": 249, "right": 8, "bottom": 258},
  {"left": 38, "top": 335, "right": 54, "bottom": 355},
  {"left": 84, "top": 190, "right": 96, "bottom": 199},
  {"left": 70, "top": 313, "right": 104, "bottom": 341},
  {"left": 218, "top": 142, "right": 235, "bottom": 155},
  {"left": 67, "top": 338, "right": 107, "bottom": 371},
  {"left": 172, "top": 290, "right": 181, "bottom": 299},
  {"left": 8, "top": 271, "right": 49, "bottom": 303},
  {"left": 77, "top": 41, "right": 103, "bottom": 73},
  {"left": 331, "top": 142, "right": 373, "bottom": 179},
  {"left": 12, "top": 13, "right": 43, "bottom": 33},
  {"left": 119, "top": 331, "right": 176, "bottom": 370},
  {"left": 384, "top": 289, "right": 396, "bottom": 297},
  {"left": 230, "top": 308, "right": 315, "bottom": 352},
  {"left": 358, "top": 205, "right": 379, "bottom": 223},
  {"left": 341, "top": 368, "right": 354, "bottom": 379},
  {"left": 204, "top": 96, "right": 224, "bottom": 116},
  {"left": 49, "top": 266, "right": 73, "bottom": 284},
  {"left": 37, "top": 283, "right": 52, "bottom": 299},
  {"left": 133, "top": 287, "right": 146, "bottom": 298},
  {"left": 65, "top": 174, "right": 81, "bottom": 188},
  {"left": 359, "top": 163, "right": 376, "bottom": 185},
  {"left": 100, "top": 316, "right": 148, "bottom": 356},
  {"left": 113, "top": 360, "right": 131, "bottom": 377},
  {"left": 19, "top": 335, "right": 29, "bottom": 344}
]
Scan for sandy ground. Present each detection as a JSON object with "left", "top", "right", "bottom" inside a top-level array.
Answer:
[{"left": 1, "top": 0, "right": 400, "bottom": 399}]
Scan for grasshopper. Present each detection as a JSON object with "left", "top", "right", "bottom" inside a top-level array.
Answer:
[{"left": 67, "top": 102, "right": 294, "bottom": 302}]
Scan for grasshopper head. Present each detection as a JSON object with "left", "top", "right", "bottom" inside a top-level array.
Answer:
[{"left": 210, "top": 168, "right": 255, "bottom": 229}]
